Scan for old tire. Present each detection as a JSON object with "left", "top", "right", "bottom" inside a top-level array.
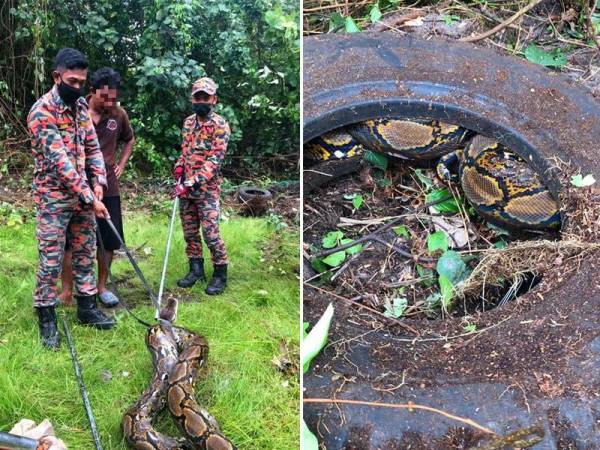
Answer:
[
  {"left": 303, "top": 33, "right": 600, "bottom": 195},
  {"left": 303, "top": 33, "right": 600, "bottom": 449}
]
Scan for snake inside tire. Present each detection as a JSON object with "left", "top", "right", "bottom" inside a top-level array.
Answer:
[
  {"left": 303, "top": 33, "right": 600, "bottom": 449},
  {"left": 305, "top": 119, "right": 561, "bottom": 231},
  {"left": 122, "top": 298, "right": 236, "bottom": 450},
  {"left": 304, "top": 34, "right": 600, "bottom": 223}
]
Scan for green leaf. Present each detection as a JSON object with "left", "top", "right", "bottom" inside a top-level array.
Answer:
[
  {"left": 414, "top": 168, "right": 434, "bottom": 190},
  {"left": 426, "top": 188, "right": 460, "bottom": 213},
  {"left": 322, "top": 251, "right": 347, "bottom": 267},
  {"left": 494, "top": 240, "right": 507, "bottom": 249},
  {"left": 463, "top": 323, "right": 476, "bottom": 333},
  {"left": 570, "top": 173, "right": 596, "bottom": 187},
  {"left": 310, "top": 258, "right": 329, "bottom": 273},
  {"left": 524, "top": 44, "right": 567, "bottom": 68},
  {"left": 438, "top": 274, "right": 454, "bottom": 308},
  {"left": 443, "top": 14, "right": 460, "bottom": 25},
  {"left": 384, "top": 297, "right": 408, "bottom": 318},
  {"left": 363, "top": 150, "right": 388, "bottom": 171},
  {"left": 416, "top": 264, "right": 436, "bottom": 287},
  {"left": 339, "top": 239, "right": 363, "bottom": 255},
  {"left": 329, "top": 12, "right": 345, "bottom": 31},
  {"left": 352, "top": 194, "right": 363, "bottom": 210},
  {"left": 322, "top": 230, "right": 344, "bottom": 249},
  {"left": 303, "top": 420, "right": 319, "bottom": 449},
  {"left": 426, "top": 292, "right": 442, "bottom": 307},
  {"left": 345, "top": 16, "right": 362, "bottom": 33},
  {"left": 370, "top": 3, "right": 382, "bottom": 23},
  {"left": 302, "top": 303, "right": 334, "bottom": 373},
  {"left": 393, "top": 225, "right": 410, "bottom": 239},
  {"left": 436, "top": 250, "right": 467, "bottom": 283},
  {"left": 427, "top": 231, "right": 449, "bottom": 254}
]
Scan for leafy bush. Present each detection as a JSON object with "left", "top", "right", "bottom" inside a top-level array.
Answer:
[{"left": 0, "top": 0, "right": 299, "bottom": 179}]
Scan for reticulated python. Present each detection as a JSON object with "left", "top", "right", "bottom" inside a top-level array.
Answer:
[
  {"left": 122, "top": 298, "right": 236, "bottom": 450},
  {"left": 305, "top": 118, "right": 560, "bottom": 231}
]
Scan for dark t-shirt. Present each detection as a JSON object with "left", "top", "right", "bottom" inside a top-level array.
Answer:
[{"left": 88, "top": 99, "right": 134, "bottom": 196}]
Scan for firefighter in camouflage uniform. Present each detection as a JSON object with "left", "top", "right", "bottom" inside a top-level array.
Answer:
[
  {"left": 173, "top": 77, "right": 230, "bottom": 295},
  {"left": 27, "top": 48, "right": 116, "bottom": 350}
]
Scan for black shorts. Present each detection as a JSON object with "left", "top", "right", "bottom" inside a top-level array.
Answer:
[{"left": 65, "top": 196, "right": 124, "bottom": 252}]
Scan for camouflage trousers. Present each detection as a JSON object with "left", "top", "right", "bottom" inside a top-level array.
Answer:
[
  {"left": 179, "top": 190, "right": 228, "bottom": 265},
  {"left": 34, "top": 202, "right": 97, "bottom": 307}
]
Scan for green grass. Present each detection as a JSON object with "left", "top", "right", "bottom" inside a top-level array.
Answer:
[{"left": 0, "top": 210, "right": 300, "bottom": 449}]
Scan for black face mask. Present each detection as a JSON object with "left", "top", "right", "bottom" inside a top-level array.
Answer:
[
  {"left": 192, "top": 103, "right": 212, "bottom": 117},
  {"left": 57, "top": 79, "right": 84, "bottom": 105}
]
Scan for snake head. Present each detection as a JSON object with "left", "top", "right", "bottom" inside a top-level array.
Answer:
[{"left": 159, "top": 296, "right": 178, "bottom": 323}]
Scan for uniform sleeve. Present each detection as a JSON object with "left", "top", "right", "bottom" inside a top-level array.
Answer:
[
  {"left": 119, "top": 109, "right": 134, "bottom": 143},
  {"left": 27, "top": 107, "right": 95, "bottom": 204},
  {"left": 190, "top": 120, "right": 230, "bottom": 184},
  {"left": 83, "top": 111, "right": 107, "bottom": 189}
]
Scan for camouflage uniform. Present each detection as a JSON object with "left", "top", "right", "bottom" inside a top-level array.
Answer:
[
  {"left": 27, "top": 85, "right": 107, "bottom": 308},
  {"left": 174, "top": 80, "right": 230, "bottom": 266}
]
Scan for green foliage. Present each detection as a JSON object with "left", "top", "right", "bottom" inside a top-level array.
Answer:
[
  {"left": 383, "top": 296, "right": 407, "bottom": 318},
  {"left": 301, "top": 303, "right": 334, "bottom": 449},
  {"left": 363, "top": 150, "right": 388, "bottom": 171},
  {"left": 435, "top": 250, "right": 469, "bottom": 311},
  {"left": 322, "top": 230, "right": 344, "bottom": 249},
  {"left": 345, "top": 16, "right": 362, "bottom": 32},
  {"left": 426, "top": 188, "right": 460, "bottom": 213},
  {"left": 570, "top": 173, "right": 596, "bottom": 187},
  {"left": 322, "top": 251, "right": 346, "bottom": 267},
  {"left": 413, "top": 168, "right": 434, "bottom": 190},
  {"left": 317, "top": 230, "right": 363, "bottom": 267},
  {"left": 436, "top": 250, "right": 467, "bottom": 283},
  {"left": 302, "top": 303, "right": 334, "bottom": 373},
  {"left": 393, "top": 225, "right": 410, "bottom": 239},
  {"left": 303, "top": 420, "right": 319, "bottom": 449},
  {"left": 1, "top": 0, "right": 299, "bottom": 178},
  {"left": 524, "top": 44, "right": 567, "bottom": 68},
  {"left": 343, "top": 193, "right": 363, "bottom": 210},
  {"left": 427, "top": 231, "right": 449, "bottom": 254}
]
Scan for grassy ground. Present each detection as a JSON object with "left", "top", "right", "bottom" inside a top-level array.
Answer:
[{"left": 0, "top": 207, "right": 300, "bottom": 449}]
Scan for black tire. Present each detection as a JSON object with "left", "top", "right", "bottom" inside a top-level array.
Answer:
[
  {"left": 303, "top": 33, "right": 600, "bottom": 196},
  {"left": 303, "top": 33, "right": 600, "bottom": 448},
  {"left": 237, "top": 186, "right": 273, "bottom": 203}
]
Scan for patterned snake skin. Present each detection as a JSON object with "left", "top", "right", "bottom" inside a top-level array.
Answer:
[
  {"left": 122, "top": 298, "right": 236, "bottom": 450},
  {"left": 305, "top": 118, "right": 560, "bottom": 231}
]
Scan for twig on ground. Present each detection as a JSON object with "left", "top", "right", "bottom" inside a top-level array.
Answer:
[
  {"left": 303, "top": 398, "right": 497, "bottom": 435},
  {"left": 311, "top": 195, "right": 452, "bottom": 260},
  {"left": 305, "top": 283, "right": 420, "bottom": 336},
  {"left": 460, "top": 0, "right": 543, "bottom": 43}
]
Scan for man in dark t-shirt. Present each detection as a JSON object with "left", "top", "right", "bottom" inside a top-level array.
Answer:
[{"left": 60, "top": 67, "right": 135, "bottom": 307}]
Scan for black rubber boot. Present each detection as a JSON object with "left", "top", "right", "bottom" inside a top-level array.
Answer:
[
  {"left": 76, "top": 295, "right": 115, "bottom": 330},
  {"left": 36, "top": 306, "right": 60, "bottom": 350},
  {"left": 205, "top": 264, "right": 227, "bottom": 295},
  {"left": 177, "top": 258, "right": 206, "bottom": 288}
]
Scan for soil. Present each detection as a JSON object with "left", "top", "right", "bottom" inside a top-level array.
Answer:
[
  {"left": 304, "top": 164, "right": 550, "bottom": 320},
  {"left": 304, "top": 166, "right": 600, "bottom": 448}
]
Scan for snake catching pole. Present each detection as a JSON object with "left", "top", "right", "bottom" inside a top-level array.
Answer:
[
  {"left": 104, "top": 218, "right": 160, "bottom": 313},
  {"left": 62, "top": 317, "right": 102, "bottom": 450},
  {"left": 156, "top": 196, "right": 179, "bottom": 319}
]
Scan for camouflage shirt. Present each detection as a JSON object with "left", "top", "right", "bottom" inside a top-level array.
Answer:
[
  {"left": 175, "top": 111, "right": 230, "bottom": 196},
  {"left": 27, "top": 85, "right": 107, "bottom": 207}
]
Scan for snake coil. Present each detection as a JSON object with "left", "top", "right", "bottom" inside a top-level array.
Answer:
[
  {"left": 305, "top": 118, "right": 560, "bottom": 231},
  {"left": 122, "top": 298, "right": 236, "bottom": 450}
]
